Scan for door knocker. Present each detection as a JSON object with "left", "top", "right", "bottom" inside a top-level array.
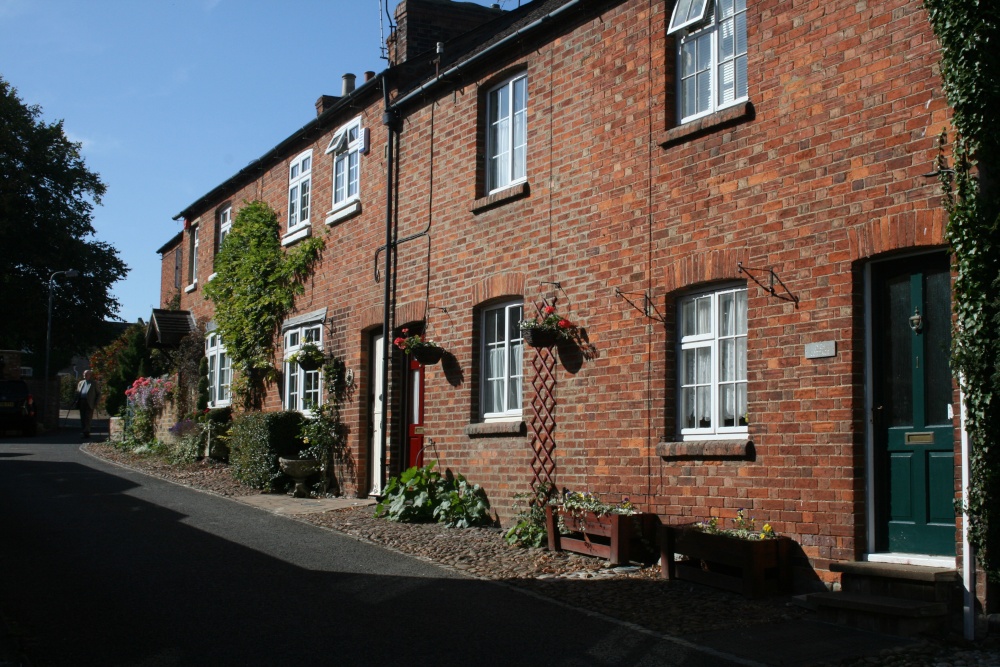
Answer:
[{"left": 908, "top": 308, "right": 923, "bottom": 333}]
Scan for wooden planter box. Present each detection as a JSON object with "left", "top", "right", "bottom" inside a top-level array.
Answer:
[
  {"left": 545, "top": 506, "right": 646, "bottom": 565},
  {"left": 661, "top": 524, "right": 792, "bottom": 598}
]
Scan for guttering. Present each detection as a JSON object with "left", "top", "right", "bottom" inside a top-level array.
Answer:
[
  {"left": 387, "top": 0, "right": 583, "bottom": 113},
  {"left": 171, "top": 75, "right": 385, "bottom": 222}
]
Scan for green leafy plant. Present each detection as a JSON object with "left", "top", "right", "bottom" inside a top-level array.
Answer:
[
  {"left": 287, "top": 342, "right": 325, "bottom": 370},
  {"left": 228, "top": 411, "right": 305, "bottom": 491},
  {"left": 374, "top": 462, "right": 492, "bottom": 528},
  {"left": 504, "top": 487, "right": 551, "bottom": 548},
  {"left": 550, "top": 489, "right": 637, "bottom": 517},
  {"left": 203, "top": 200, "right": 324, "bottom": 410},
  {"left": 693, "top": 508, "right": 777, "bottom": 541}
]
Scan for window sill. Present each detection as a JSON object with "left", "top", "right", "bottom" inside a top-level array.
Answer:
[
  {"left": 326, "top": 200, "right": 361, "bottom": 226},
  {"left": 471, "top": 181, "right": 530, "bottom": 214},
  {"left": 464, "top": 420, "right": 526, "bottom": 438},
  {"left": 281, "top": 225, "right": 312, "bottom": 246},
  {"left": 658, "top": 101, "right": 755, "bottom": 149},
  {"left": 184, "top": 282, "right": 197, "bottom": 293},
  {"left": 207, "top": 272, "right": 217, "bottom": 282},
  {"left": 656, "top": 438, "right": 754, "bottom": 459}
]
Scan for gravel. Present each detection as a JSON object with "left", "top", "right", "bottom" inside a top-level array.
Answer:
[{"left": 84, "top": 443, "right": 1000, "bottom": 667}]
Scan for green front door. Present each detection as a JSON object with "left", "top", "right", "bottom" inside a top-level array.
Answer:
[{"left": 872, "top": 254, "right": 955, "bottom": 556}]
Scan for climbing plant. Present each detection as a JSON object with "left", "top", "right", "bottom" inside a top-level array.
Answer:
[
  {"left": 203, "top": 200, "right": 324, "bottom": 410},
  {"left": 924, "top": 0, "right": 1000, "bottom": 580}
]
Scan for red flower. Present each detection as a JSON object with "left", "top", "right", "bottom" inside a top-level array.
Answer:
[
  {"left": 558, "top": 319, "right": 573, "bottom": 329},
  {"left": 393, "top": 337, "right": 406, "bottom": 349},
  {"left": 543, "top": 306, "right": 556, "bottom": 315}
]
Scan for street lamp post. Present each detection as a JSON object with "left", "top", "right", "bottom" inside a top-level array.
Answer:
[{"left": 44, "top": 269, "right": 79, "bottom": 427}]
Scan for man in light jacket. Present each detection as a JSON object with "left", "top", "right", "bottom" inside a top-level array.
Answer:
[{"left": 75, "top": 370, "right": 100, "bottom": 438}]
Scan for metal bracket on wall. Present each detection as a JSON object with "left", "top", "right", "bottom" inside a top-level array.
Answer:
[
  {"left": 614, "top": 288, "right": 665, "bottom": 323},
  {"left": 737, "top": 262, "right": 799, "bottom": 307}
]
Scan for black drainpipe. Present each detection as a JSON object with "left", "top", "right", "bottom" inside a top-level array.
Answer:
[{"left": 378, "top": 81, "right": 401, "bottom": 495}]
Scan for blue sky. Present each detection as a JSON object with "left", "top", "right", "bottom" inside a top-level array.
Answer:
[{"left": 0, "top": 0, "right": 506, "bottom": 323}]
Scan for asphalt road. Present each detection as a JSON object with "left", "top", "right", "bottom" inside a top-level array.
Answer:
[{"left": 0, "top": 430, "right": 750, "bottom": 667}]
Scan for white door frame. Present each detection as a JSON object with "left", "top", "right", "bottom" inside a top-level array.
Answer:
[{"left": 369, "top": 331, "right": 385, "bottom": 497}]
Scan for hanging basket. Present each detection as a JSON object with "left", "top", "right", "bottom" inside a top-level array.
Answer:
[
  {"left": 411, "top": 346, "right": 443, "bottom": 365},
  {"left": 523, "top": 328, "right": 558, "bottom": 348},
  {"left": 297, "top": 357, "right": 323, "bottom": 371}
]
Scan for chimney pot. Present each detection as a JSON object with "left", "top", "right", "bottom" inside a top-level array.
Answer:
[
  {"left": 342, "top": 73, "right": 357, "bottom": 96},
  {"left": 365, "top": 70, "right": 376, "bottom": 82}
]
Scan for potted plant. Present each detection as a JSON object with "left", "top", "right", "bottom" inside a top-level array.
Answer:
[
  {"left": 519, "top": 305, "right": 576, "bottom": 347},
  {"left": 394, "top": 329, "right": 444, "bottom": 365},
  {"left": 661, "top": 509, "right": 792, "bottom": 598},
  {"left": 287, "top": 343, "right": 325, "bottom": 371},
  {"left": 545, "top": 489, "right": 650, "bottom": 565}
]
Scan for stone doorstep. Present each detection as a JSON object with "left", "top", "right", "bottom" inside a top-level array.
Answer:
[
  {"left": 805, "top": 591, "right": 949, "bottom": 618},
  {"left": 830, "top": 561, "right": 959, "bottom": 583}
]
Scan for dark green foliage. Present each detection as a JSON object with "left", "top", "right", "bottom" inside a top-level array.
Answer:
[
  {"left": 374, "top": 462, "right": 493, "bottom": 528},
  {"left": 196, "top": 357, "right": 209, "bottom": 412},
  {"left": 924, "top": 0, "right": 1000, "bottom": 579},
  {"left": 202, "top": 201, "right": 324, "bottom": 410},
  {"left": 204, "top": 406, "right": 233, "bottom": 460},
  {"left": 0, "top": 77, "right": 128, "bottom": 368},
  {"left": 228, "top": 411, "right": 306, "bottom": 490}
]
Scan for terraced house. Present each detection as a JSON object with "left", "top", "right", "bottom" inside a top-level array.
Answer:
[{"left": 156, "top": 0, "right": 991, "bottom": 629}]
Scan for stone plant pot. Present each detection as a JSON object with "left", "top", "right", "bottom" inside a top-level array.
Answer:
[{"left": 278, "top": 457, "right": 321, "bottom": 498}]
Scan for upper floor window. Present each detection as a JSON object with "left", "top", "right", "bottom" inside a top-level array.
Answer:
[
  {"left": 669, "top": 0, "right": 747, "bottom": 124},
  {"left": 205, "top": 331, "right": 231, "bottom": 408},
  {"left": 287, "top": 150, "right": 312, "bottom": 232},
  {"left": 187, "top": 226, "right": 199, "bottom": 286},
  {"left": 486, "top": 74, "right": 527, "bottom": 193},
  {"left": 678, "top": 285, "right": 748, "bottom": 438},
  {"left": 326, "top": 117, "right": 365, "bottom": 209},
  {"left": 481, "top": 301, "right": 523, "bottom": 419},
  {"left": 217, "top": 206, "right": 232, "bottom": 254},
  {"left": 283, "top": 322, "right": 322, "bottom": 413}
]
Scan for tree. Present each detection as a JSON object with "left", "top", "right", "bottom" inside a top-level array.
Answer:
[
  {"left": 0, "top": 77, "right": 128, "bottom": 372},
  {"left": 203, "top": 200, "right": 323, "bottom": 410}
]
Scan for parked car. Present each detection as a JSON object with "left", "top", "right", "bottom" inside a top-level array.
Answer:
[{"left": 0, "top": 380, "right": 37, "bottom": 436}]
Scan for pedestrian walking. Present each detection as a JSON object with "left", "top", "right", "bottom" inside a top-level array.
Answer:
[{"left": 74, "top": 370, "right": 100, "bottom": 438}]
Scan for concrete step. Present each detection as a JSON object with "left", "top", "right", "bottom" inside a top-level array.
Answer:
[{"left": 805, "top": 590, "right": 952, "bottom": 637}]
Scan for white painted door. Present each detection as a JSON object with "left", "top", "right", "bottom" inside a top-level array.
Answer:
[{"left": 369, "top": 331, "right": 385, "bottom": 497}]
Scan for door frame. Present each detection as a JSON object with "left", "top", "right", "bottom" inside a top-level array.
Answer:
[
  {"left": 863, "top": 249, "right": 956, "bottom": 567},
  {"left": 368, "top": 330, "right": 385, "bottom": 497}
]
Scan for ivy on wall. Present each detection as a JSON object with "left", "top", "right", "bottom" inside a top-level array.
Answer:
[
  {"left": 924, "top": 0, "right": 1000, "bottom": 580},
  {"left": 203, "top": 200, "right": 324, "bottom": 410}
]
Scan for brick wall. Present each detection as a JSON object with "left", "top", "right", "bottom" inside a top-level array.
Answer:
[{"left": 160, "top": 0, "right": 955, "bottom": 585}]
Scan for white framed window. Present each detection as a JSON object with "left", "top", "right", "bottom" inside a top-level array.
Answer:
[
  {"left": 287, "top": 150, "right": 312, "bottom": 232},
  {"left": 217, "top": 206, "right": 232, "bottom": 253},
  {"left": 187, "top": 225, "right": 199, "bottom": 286},
  {"left": 326, "top": 117, "right": 365, "bottom": 212},
  {"left": 283, "top": 323, "right": 322, "bottom": 413},
  {"left": 481, "top": 301, "right": 523, "bottom": 419},
  {"left": 205, "top": 332, "right": 231, "bottom": 408},
  {"left": 669, "top": 0, "right": 747, "bottom": 123},
  {"left": 678, "top": 285, "right": 748, "bottom": 438},
  {"left": 486, "top": 74, "right": 527, "bottom": 193}
]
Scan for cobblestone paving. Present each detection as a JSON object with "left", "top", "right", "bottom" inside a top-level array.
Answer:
[{"left": 86, "top": 444, "right": 1000, "bottom": 667}]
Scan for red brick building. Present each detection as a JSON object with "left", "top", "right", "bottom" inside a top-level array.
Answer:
[{"left": 159, "top": 0, "right": 988, "bottom": 623}]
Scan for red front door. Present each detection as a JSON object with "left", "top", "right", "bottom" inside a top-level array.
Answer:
[{"left": 406, "top": 356, "right": 426, "bottom": 469}]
